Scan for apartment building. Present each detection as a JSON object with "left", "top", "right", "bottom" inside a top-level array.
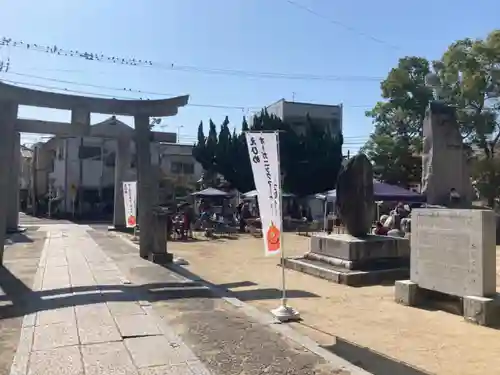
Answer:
[
  {"left": 265, "top": 98, "right": 343, "bottom": 136},
  {"left": 31, "top": 117, "right": 202, "bottom": 215}
]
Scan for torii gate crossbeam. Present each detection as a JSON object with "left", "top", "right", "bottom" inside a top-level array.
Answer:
[{"left": 0, "top": 81, "right": 189, "bottom": 264}]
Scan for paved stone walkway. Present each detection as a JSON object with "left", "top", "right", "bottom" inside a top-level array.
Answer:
[{"left": 9, "top": 224, "right": 211, "bottom": 375}]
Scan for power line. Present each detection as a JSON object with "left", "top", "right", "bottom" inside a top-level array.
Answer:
[
  {"left": 284, "top": 0, "right": 400, "bottom": 50},
  {"left": 1, "top": 71, "right": 373, "bottom": 110},
  {"left": 2, "top": 78, "right": 369, "bottom": 144},
  {"left": 0, "top": 36, "right": 384, "bottom": 82}
]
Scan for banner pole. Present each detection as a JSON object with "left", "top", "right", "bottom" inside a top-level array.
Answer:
[
  {"left": 276, "top": 130, "right": 287, "bottom": 307},
  {"left": 271, "top": 131, "right": 300, "bottom": 322}
]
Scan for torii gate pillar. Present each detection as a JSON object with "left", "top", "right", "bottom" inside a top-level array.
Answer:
[
  {"left": 0, "top": 82, "right": 189, "bottom": 265},
  {"left": 0, "top": 102, "right": 18, "bottom": 264}
]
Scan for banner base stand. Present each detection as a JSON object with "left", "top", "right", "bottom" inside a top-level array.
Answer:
[{"left": 271, "top": 305, "right": 301, "bottom": 322}]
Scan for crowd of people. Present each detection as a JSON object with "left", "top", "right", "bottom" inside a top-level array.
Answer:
[{"left": 374, "top": 202, "right": 411, "bottom": 237}]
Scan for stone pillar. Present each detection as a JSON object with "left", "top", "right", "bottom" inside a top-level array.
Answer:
[
  {"left": 6, "top": 132, "right": 20, "bottom": 231},
  {"left": 0, "top": 102, "right": 18, "bottom": 264},
  {"left": 112, "top": 137, "right": 131, "bottom": 229},
  {"left": 134, "top": 114, "right": 154, "bottom": 258},
  {"left": 421, "top": 101, "right": 473, "bottom": 206}
]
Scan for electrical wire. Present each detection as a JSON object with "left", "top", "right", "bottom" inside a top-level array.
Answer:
[
  {"left": 2, "top": 71, "right": 373, "bottom": 110},
  {"left": 4, "top": 78, "right": 369, "bottom": 144},
  {"left": 284, "top": 0, "right": 400, "bottom": 50},
  {"left": 0, "top": 36, "right": 384, "bottom": 82}
]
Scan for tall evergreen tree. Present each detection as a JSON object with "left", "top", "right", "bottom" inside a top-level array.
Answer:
[{"left": 193, "top": 111, "right": 344, "bottom": 195}]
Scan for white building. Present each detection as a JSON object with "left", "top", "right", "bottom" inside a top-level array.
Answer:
[
  {"left": 32, "top": 117, "right": 202, "bottom": 215},
  {"left": 264, "top": 98, "right": 342, "bottom": 136}
]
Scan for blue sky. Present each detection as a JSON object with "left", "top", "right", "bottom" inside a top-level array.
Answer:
[{"left": 0, "top": 0, "right": 498, "bottom": 154}]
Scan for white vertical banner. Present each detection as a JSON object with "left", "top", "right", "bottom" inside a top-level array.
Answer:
[
  {"left": 123, "top": 181, "right": 137, "bottom": 228},
  {"left": 245, "top": 132, "right": 282, "bottom": 256}
]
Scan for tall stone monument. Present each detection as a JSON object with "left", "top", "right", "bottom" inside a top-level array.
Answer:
[
  {"left": 335, "top": 153, "right": 374, "bottom": 237},
  {"left": 284, "top": 153, "right": 411, "bottom": 286},
  {"left": 396, "top": 100, "right": 498, "bottom": 327},
  {"left": 421, "top": 101, "right": 474, "bottom": 206}
]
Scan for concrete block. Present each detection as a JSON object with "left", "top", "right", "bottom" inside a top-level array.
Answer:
[
  {"left": 138, "top": 364, "right": 197, "bottom": 375},
  {"left": 395, "top": 280, "right": 421, "bottom": 306},
  {"left": 77, "top": 321, "right": 122, "bottom": 345},
  {"left": 28, "top": 346, "right": 83, "bottom": 375},
  {"left": 107, "top": 301, "right": 145, "bottom": 316},
  {"left": 33, "top": 321, "right": 79, "bottom": 350},
  {"left": 310, "top": 233, "right": 409, "bottom": 262},
  {"left": 411, "top": 208, "right": 496, "bottom": 297},
  {"left": 463, "top": 295, "right": 500, "bottom": 327},
  {"left": 114, "top": 314, "right": 162, "bottom": 337},
  {"left": 125, "top": 336, "right": 196, "bottom": 368},
  {"left": 148, "top": 251, "right": 173, "bottom": 265},
  {"left": 36, "top": 306, "right": 75, "bottom": 326},
  {"left": 75, "top": 303, "right": 115, "bottom": 327},
  {"left": 81, "top": 341, "right": 137, "bottom": 375}
]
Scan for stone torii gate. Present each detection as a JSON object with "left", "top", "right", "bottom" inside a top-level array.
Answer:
[{"left": 0, "top": 81, "right": 189, "bottom": 265}]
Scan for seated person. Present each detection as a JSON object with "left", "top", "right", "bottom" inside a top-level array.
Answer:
[{"left": 373, "top": 221, "right": 389, "bottom": 235}]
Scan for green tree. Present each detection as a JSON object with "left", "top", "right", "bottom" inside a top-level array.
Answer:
[
  {"left": 192, "top": 111, "right": 344, "bottom": 195},
  {"left": 214, "top": 116, "right": 234, "bottom": 184},
  {"left": 363, "top": 30, "right": 500, "bottom": 204},
  {"left": 361, "top": 57, "right": 433, "bottom": 187},
  {"left": 432, "top": 30, "right": 500, "bottom": 205}
]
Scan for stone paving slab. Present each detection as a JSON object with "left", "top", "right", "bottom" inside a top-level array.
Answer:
[
  {"left": 81, "top": 341, "right": 138, "bottom": 375},
  {"left": 28, "top": 346, "right": 84, "bottom": 375},
  {"left": 90, "top": 229, "right": 369, "bottom": 375},
  {"left": 8, "top": 224, "right": 213, "bottom": 375}
]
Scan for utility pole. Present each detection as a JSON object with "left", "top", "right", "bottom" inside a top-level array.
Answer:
[{"left": 177, "top": 125, "right": 184, "bottom": 142}]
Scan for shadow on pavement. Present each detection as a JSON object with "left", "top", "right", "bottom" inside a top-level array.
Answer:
[
  {"left": 164, "top": 263, "right": 320, "bottom": 301},
  {"left": 219, "top": 281, "right": 258, "bottom": 289},
  {"left": 0, "top": 262, "right": 318, "bottom": 321},
  {"left": 323, "top": 337, "right": 433, "bottom": 375},
  {"left": 4, "top": 233, "right": 34, "bottom": 245}
]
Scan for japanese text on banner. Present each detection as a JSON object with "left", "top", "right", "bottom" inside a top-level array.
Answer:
[
  {"left": 245, "top": 132, "right": 282, "bottom": 256},
  {"left": 122, "top": 181, "right": 137, "bottom": 228}
]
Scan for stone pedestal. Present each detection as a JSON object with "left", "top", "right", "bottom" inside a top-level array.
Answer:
[
  {"left": 463, "top": 295, "right": 500, "bottom": 326},
  {"left": 395, "top": 208, "right": 498, "bottom": 327},
  {"left": 284, "top": 233, "right": 410, "bottom": 286},
  {"left": 147, "top": 208, "right": 173, "bottom": 265}
]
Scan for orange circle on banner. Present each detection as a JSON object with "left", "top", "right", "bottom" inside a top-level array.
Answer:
[
  {"left": 127, "top": 215, "right": 136, "bottom": 227},
  {"left": 266, "top": 221, "right": 281, "bottom": 252}
]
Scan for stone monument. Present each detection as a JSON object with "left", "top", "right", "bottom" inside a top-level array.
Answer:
[
  {"left": 395, "top": 208, "right": 498, "bottom": 326},
  {"left": 335, "top": 154, "right": 374, "bottom": 237},
  {"left": 395, "top": 98, "right": 498, "bottom": 326},
  {"left": 284, "top": 153, "right": 411, "bottom": 286},
  {"left": 421, "top": 101, "right": 474, "bottom": 206}
]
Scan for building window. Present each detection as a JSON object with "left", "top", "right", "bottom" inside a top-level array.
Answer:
[
  {"left": 171, "top": 162, "right": 194, "bottom": 175},
  {"left": 78, "top": 146, "right": 102, "bottom": 160},
  {"left": 57, "top": 146, "right": 64, "bottom": 160},
  {"left": 171, "top": 162, "right": 182, "bottom": 174}
]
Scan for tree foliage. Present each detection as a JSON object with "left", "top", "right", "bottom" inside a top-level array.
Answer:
[
  {"left": 361, "top": 57, "right": 432, "bottom": 187},
  {"left": 363, "top": 30, "right": 500, "bottom": 203},
  {"left": 192, "top": 111, "right": 343, "bottom": 196}
]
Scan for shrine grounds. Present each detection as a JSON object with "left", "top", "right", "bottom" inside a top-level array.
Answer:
[{"left": 162, "top": 232, "right": 500, "bottom": 375}]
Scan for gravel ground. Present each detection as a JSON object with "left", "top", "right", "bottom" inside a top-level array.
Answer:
[{"left": 159, "top": 231, "right": 500, "bottom": 375}]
